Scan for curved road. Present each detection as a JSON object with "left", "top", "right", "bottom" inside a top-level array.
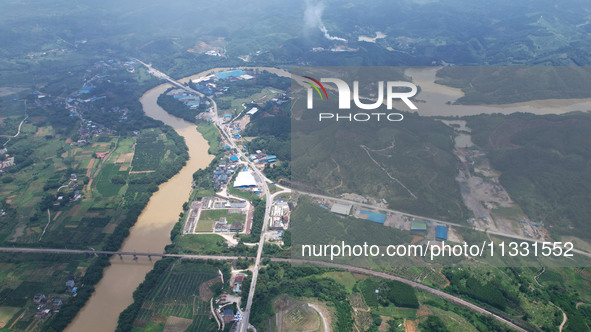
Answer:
[
  {"left": 308, "top": 303, "right": 331, "bottom": 332},
  {"left": 276, "top": 258, "right": 527, "bottom": 332},
  {"left": 0, "top": 247, "right": 526, "bottom": 331},
  {"left": 132, "top": 62, "right": 528, "bottom": 331}
]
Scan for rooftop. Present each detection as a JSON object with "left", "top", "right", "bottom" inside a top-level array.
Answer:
[{"left": 331, "top": 203, "right": 352, "bottom": 216}]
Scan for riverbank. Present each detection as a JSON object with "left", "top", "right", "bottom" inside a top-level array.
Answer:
[{"left": 65, "top": 82, "right": 214, "bottom": 332}]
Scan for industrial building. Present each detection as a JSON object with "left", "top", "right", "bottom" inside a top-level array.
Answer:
[
  {"left": 246, "top": 107, "right": 258, "bottom": 116},
  {"left": 233, "top": 169, "right": 257, "bottom": 188},
  {"left": 411, "top": 221, "right": 427, "bottom": 232},
  {"left": 358, "top": 210, "right": 386, "bottom": 224},
  {"left": 331, "top": 203, "right": 352, "bottom": 216},
  {"left": 230, "top": 221, "right": 243, "bottom": 232},
  {"left": 436, "top": 225, "right": 448, "bottom": 241}
]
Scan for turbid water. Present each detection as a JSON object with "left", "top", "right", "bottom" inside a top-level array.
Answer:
[
  {"left": 66, "top": 82, "right": 213, "bottom": 332},
  {"left": 66, "top": 66, "right": 289, "bottom": 332}
]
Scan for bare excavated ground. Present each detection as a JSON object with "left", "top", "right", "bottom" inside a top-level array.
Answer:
[{"left": 444, "top": 121, "right": 525, "bottom": 235}]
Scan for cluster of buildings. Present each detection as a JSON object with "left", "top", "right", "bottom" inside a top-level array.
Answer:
[
  {"left": 214, "top": 217, "right": 244, "bottom": 233},
  {"left": 166, "top": 88, "right": 204, "bottom": 109},
  {"left": 520, "top": 218, "right": 543, "bottom": 237},
  {"left": 32, "top": 276, "right": 75, "bottom": 320},
  {"left": 0, "top": 148, "right": 15, "bottom": 171},
  {"left": 248, "top": 150, "right": 277, "bottom": 164},
  {"left": 184, "top": 197, "right": 249, "bottom": 234},
  {"left": 191, "top": 69, "right": 254, "bottom": 97},
  {"left": 184, "top": 200, "right": 201, "bottom": 234},
  {"left": 456, "top": 149, "right": 483, "bottom": 170},
  {"left": 213, "top": 159, "right": 239, "bottom": 191},
  {"left": 317, "top": 199, "right": 450, "bottom": 241},
  {"left": 232, "top": 273, "right": 245, "bottom": 293},
  {"left": 62, "top": 59, "right": 136, "bottom": 140},
  {"left": 55, "top": 173, "right": 82, "bottom": 204},
  {"left": 410, "top": 220, "right": 449, "bottom": 241},
  {"left": 269, "top": 200, "right": 291, "bottom": 231},
  {"left": 214, "top": 292, "right": 242, "bottom": 328},
  {"left": 33, "top": 294, "right": 63, "bottom": 319},
  {"left": 69, "top": 118, "right": 112, "bottom": 143}
]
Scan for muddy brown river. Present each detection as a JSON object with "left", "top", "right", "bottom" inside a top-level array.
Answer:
[
  {"left": 66, "top": 67, "right": 289, "bottom": 332},
  {"left": 66, "top": 82, "right": 213, "bottom": 332},
  {"left": 65, "top": 65, "right": 590, "bottom": 331}
]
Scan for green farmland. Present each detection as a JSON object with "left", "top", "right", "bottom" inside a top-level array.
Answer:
[{"left": 129, "top": 261, "right": 221, "bottom": 332}]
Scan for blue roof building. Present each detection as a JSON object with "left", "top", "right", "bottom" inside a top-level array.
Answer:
[
  {"left": 436, "top": 225, "right": 448, "bottom": 241},
  {"left": 216, "top": 69, "right": 245, "bottom": 80},
  {"left": 359, "top": 210, "right": 386, "bottom": 224}
]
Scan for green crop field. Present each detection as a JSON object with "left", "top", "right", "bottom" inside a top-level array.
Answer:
[
  {"left": 132, "top": 262, "right": 219, "bottom": 331},
  {"left": 94, "top": 163, "right": 127, "bottom": 197},
  {"left": 131, "top": 131, "right": 167, "bottom": 171},
  {"left": 180, "top": 234, "right": 228, "bottom": 254},
  {"left": 359, "top": 278, "right": 379, "bottom": 307}
]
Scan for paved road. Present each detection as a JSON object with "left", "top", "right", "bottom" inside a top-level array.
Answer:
[
  {"left": 134, "top": 59, "right": 206, "bottom": 98},
  {"left": 274, "top": 258, "right": 527, "bottom": 332},
  {"left": 0, "top": 246, "right": 526, "bottom": 331},
  {"left": 301, "top": 191, "right": 591, "bottom": 259},
  {"left": 135, "top": 60, "right": 269, "bottom": 331},
  {"left": 1, "top": 100, "right": 28, "bottom": 146},
  {"left": 218, "top": 117, "right": 271, "bottom": 332},
  {"left": 0, "top": 247, "right": 242, "bottom": 261},
  {"left": 308, "top": 303, "right": 330, "bottom": 332},
  {"left": 204, "top": 78, "right": 269, "bottom": 332},
  {"left": 132, "top": 62, "right": 529, "bottom": 331}
]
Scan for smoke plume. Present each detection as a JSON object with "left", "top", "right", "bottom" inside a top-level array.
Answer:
[{"left": 304, "top": 0, "right": 347, "bottom": 42}]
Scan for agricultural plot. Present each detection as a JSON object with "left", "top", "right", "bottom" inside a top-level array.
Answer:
[
  {"left": 353, "top": 309, "right": 373, "bottom": 331},
  {"left": 44, "top": 211, "right": 111, "bottom": 246},
  {"left": 94, "top": 163, "right": 128, "bottom": 197},
  {"left": 131, "top": 131, "right": 167, "bottom": 171},
  {"left": 179, "top": 234, "right": 228, "bottom": 254},
  {"left": 349, "top": 293, "right": 368, "bottom": 311},
  {"left": 110, "top": 137, "right": 135, "bottom": 171},
  {"left": 133, "top": 262, "right": 219, "bottom": 331},
  {"left": 0, "top": 306, "right": 20, "bottom": 328},
  {"left": 0, "top": 255, "right": 85, "bottom": 328},
  {"left": 359, "top": 278, "right": 380, "bottom": 307},
  {"left": 316, "top": 271, "right": 359, "bottom": 293}
]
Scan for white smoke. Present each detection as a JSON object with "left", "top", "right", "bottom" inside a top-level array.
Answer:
[{"left": 304, "top": 0, "right": 347, "bottom": 42}]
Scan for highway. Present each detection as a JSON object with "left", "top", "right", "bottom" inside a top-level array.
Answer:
[
  {"left": 133, "top": 58, "right": 206, "bottom": 98},
  {"left": 0, "top": 246, "right": 526, "bottom": 331},
  {"left": 301, "top": 191, "right": 591, "bottom": 259},
  {"left": 274, "top": 258, "right": 527, "bottom": 332},
  {"left": 211, "top": 94, "right": 271, "bottom": 332},
  {"left": 0, "top": 247, "right": 242, "bottom": 261},
  {"left": 135, "top": 60, "right": 272, "bottom": 331},
  {"left": 133, "top": 61, "right": 532, "bottom": 331}
]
